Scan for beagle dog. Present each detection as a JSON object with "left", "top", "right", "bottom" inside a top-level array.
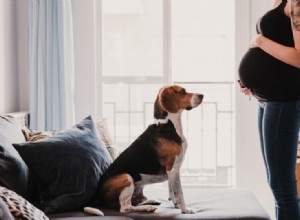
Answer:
[{"left": 96, "top": 85, "right": 203, "bottom": 214}]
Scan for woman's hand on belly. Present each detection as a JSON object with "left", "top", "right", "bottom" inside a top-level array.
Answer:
[{"left": 237, "top": 80, "right": 253, "bottom": 99}]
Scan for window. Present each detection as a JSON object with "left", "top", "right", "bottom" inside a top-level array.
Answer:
[
  {"left": 101, "top": 0, "right": 235, "bottom": 188},
  {"left": 103, "top": 0, "right": 163, "bottom": 77}
]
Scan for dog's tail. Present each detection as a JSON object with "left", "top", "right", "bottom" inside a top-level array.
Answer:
[{"left": 83, "top": 207, "right": 104, "bottom": 216}]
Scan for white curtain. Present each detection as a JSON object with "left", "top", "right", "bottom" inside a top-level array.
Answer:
[{"left": 28, "top": 0, "right": 75, "bottom": 131}]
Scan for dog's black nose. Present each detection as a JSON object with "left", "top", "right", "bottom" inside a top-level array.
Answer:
[{"left": 198, "top": 94, "right": 204, "bottom": 100}]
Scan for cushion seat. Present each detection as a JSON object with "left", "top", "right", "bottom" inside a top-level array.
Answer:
[{"left": 49, "top": 188, "right": 270, "bottom": 220}]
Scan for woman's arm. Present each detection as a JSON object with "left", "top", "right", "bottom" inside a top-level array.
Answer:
[
  {"left": 273, "top": 0, "right": 282, "bottom": 8},
  {"left": 291, "top": 0, "right": 300, "bottom": 30},
  {"left": 250, "top": 0, "right": 300, "bottom": 68}
]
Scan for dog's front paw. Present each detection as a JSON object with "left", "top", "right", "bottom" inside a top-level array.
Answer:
[
  {"left": 139, "top": 198, "right": 161, "bottom": 206},
  {"left": 173, "top": 202, "right": 180, "bottom": 209},
  {"left": 168, "top": 197, "right": 180, "bottom": 208},
  {"left": 181, "top": 207, "right": 195, "bottom": 214},
  {"left": 145, "top": 205, "right": 157, "bottom": 212}
]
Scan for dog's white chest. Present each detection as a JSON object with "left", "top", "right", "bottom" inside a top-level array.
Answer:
[{"left": 138, "top": 174, "right": 168, "bottom": 185}]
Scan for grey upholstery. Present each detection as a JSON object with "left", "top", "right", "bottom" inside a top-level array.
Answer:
[
  {"left": 50, "top": 217, "right": 134, "bottom": 220},
  {"left": 103, "top": 188, "right": 270, "bottom": 220},
  {"left": 3, "top": 113, "right": 270, "bottom": 220},
  {"left": 49, "top": 188, "right": 270, "bottom": 220}
]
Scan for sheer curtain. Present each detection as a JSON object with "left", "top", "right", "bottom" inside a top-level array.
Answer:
[{"left": 28, "top": 0, "right": 75, "bottom": 131}]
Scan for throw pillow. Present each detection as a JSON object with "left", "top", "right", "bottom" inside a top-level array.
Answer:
[
  {"left": 13, "top": 116, "right": 112, "bottom": 214},
  {"left": 0, "top": 115, "right": 29, "bottom": 198},
  {"left": 0, "top": 186, "right": 48, "bottom": 220},
  {"left": 21, "top": 118, "right": 119, "bottom": 160},
  {"left": 0, "top": 197, "right": 14, "bottom": 220},
  {"left": 96, "top": 118, "right": 119, "bottom": 160},
  {"left": 21, "top": 127, "right": 59, "bottom": 142}
]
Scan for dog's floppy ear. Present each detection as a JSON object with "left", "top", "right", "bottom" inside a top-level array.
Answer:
[
  {"left": 154, "top": 96, "right": 168, "bottom": 119},
  {"left": 159, "top": 87, "right": 179, "bottom": 113}
]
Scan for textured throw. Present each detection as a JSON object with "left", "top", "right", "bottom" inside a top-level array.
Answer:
[{"left": 0, "top": 186, "right": 48, "bottom": 220}]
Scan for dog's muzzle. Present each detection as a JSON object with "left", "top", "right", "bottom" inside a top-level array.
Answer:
[{"left": 187, "top": 94, "right": 203, "bottom": 110}]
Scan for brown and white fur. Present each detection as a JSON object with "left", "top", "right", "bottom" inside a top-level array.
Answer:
[{"left": 93, "top": 85, "right": 203, "bottom": 214}]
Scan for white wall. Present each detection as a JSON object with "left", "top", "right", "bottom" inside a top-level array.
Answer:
[
  {"left": 71, "top": 0, "right": 100, "bottom": 122},
  {"left": 16, "top": 0, "right": 29, "bottom": 112},
  {"left": 0, "top": 0, "right": 4, "bottom": 113},
  {"left": 0, "top": 0, "right": 20, "bottom": 114},
  {"left": 236, "top": 0, "right": 274, "bottom": 215}
]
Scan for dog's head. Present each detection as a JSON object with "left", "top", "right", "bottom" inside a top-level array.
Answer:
[{"left": 154, "top": 85, "right": 203, "bottom": 119}]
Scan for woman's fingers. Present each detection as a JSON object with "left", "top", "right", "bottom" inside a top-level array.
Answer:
[
  {"left": 237, "top": 80, "right": 244, "bottom": 88},
  {"left": 237, "top": 80, "right": 253, "bottom": 99},
  {"left": 240, "top": 87, "right": 252, "bottom": 95}
]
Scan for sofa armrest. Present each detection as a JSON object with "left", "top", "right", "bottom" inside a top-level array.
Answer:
[{"left": 4, "top": 111, "right": 30, "bottom": 127}]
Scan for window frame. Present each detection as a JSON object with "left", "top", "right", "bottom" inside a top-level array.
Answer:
[{"left": 93, "top": 0, "right": 251, "bottom": 188}]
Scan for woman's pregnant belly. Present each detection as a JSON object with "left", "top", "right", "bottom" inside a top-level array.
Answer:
[{"left": 238, "top": 48, "right": 290, "bottom": 100}]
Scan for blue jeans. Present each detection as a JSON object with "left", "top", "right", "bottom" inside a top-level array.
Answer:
[{"left": 258, "top": 101, "right": 300, "bottom": 220}]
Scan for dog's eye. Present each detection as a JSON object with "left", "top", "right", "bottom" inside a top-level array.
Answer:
[{"left": 179, "top": 90, "right": 186, "bottom": 95}]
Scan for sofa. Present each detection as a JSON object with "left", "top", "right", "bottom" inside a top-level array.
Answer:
[{"left": 0, "top": 112, "right": 271, "bottom": 220}]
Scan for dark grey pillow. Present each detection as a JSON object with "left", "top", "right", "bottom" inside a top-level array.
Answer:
[
  {"left": 13, "top": 116, "right": 112, "bottom": 214},
  {"left": 0, "top": 115, "right": 29, "bottom": 198}
]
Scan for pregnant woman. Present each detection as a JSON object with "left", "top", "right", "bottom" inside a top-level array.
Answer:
[{"left": 238, "top": 0, "right": 300, "bottom": 219}]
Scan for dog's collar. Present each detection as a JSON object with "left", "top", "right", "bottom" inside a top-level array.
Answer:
[{"left": 154, "top": 118, "right": 169, "bottom": 125}]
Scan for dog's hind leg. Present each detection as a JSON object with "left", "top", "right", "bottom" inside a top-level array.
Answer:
[
  {"left": 132, "top": 185, "right": 161, "bottom": 206},
  {"left": 132, "top": 185, "right": 148, "bottom": 205},
  {"left": 119, "top": 176, "right": 157, "bottom": 213}
]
